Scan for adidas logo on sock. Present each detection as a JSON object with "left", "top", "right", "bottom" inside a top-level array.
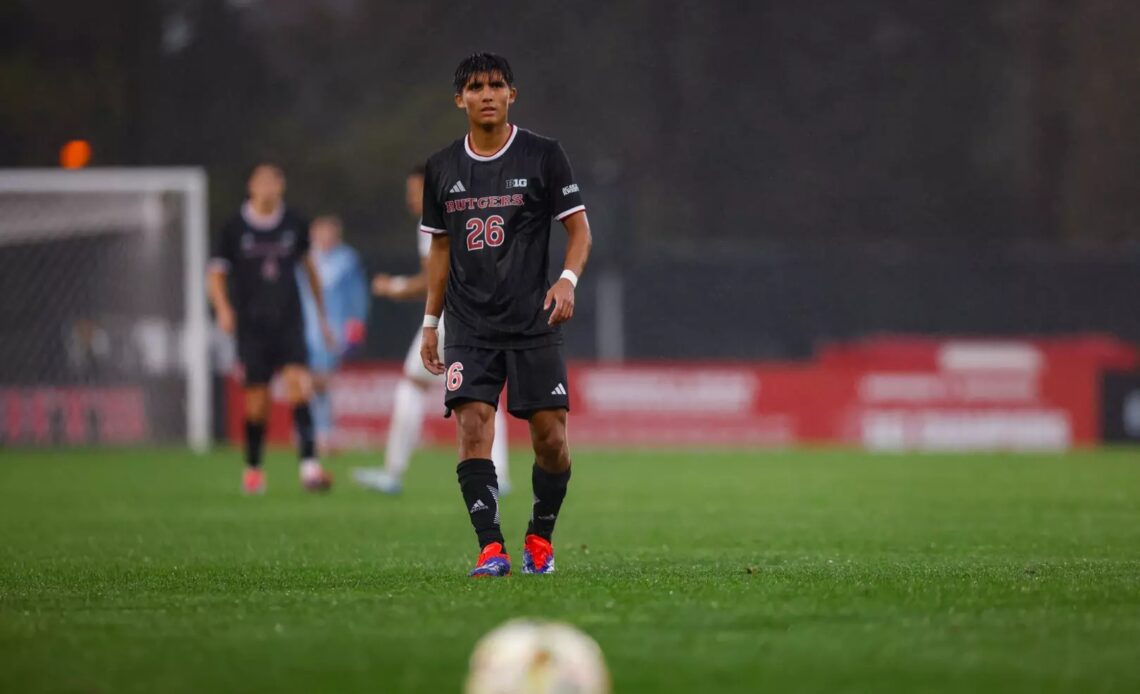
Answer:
[
  {"left": 551, "top": 383, "right": 567, "bottom": 396},
  {"left": 537, "top": 513, "right": 557, "bottom": 521},
  {"left": 449, "top": 180, "right": 467, "bottom": 194},
  {"left": 469, "top": 499, "right": 488, "bottom": 513}
]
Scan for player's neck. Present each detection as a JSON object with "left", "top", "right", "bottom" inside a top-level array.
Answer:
[
  {"left": 467, "top": 121, "right": 513, "bottom": 156},
  {"left": 242, "top": 200, "right": 284, "bottom": 230},
  {"left": 250, "top": 198, "right": 281, "bottom": 217}
]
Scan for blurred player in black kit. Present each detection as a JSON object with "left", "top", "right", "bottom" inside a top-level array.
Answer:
[
  {"left": 419, "top": 53, "right": 593, "bottom": 576},
  {"left": 208, "top": 162, "right": 335, "bottom": 494}
]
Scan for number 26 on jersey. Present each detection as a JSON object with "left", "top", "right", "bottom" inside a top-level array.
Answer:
[{"left": 466, "top": 215, "right": 505, "bottom": 251}]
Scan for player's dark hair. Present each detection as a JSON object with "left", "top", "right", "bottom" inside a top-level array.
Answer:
[
  {"left": 409, "top": 163, "right": 426, "bottom": 177},
  {"left": 453, "top": 53, "right": 514, "bottom": 94},
  {"left": 247, "top": 160, "right": 285, "bottom": 180}
]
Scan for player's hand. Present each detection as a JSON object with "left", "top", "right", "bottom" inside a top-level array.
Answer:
[
  {"left": 372, "top": 274, "right": 395, "bottom": 297},
  {"left": 374, "top": 274, "right": 410, "bottom": 299},
  {"left": 216, "top": 305, "right": 236, "bottom": 334},
  {"left": 420, "top": 327, "right": 445, "bottom": 375},
  {"left": 544, "top": 278, "right": 576, "bottom": 326}
]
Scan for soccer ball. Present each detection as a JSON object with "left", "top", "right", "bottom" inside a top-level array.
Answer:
[{"left": 465, "top": 619, "right": 610, "bottom": 694}]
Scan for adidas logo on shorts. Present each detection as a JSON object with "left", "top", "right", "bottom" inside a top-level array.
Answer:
[{"left": 551, "top": 383, "right": 567, "bottom": 396}]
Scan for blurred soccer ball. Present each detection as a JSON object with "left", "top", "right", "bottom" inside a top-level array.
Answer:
[{"left": 465, "top": 619, "right": 610, "bottom": 694}]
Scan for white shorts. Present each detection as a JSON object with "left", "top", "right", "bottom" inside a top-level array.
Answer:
[{"left": 403, "top": 318, "right": 445, "bottom": 383}]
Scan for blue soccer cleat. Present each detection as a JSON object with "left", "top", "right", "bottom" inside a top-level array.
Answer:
[
  {"left": 522, "top": 534, "right": 555, "bottom": 574},
  {"left": 469, "top": 542, "right": 512, "bottom": 578}
]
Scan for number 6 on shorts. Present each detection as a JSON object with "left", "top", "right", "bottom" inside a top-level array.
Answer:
[{"left": 446, "top": 362, "right": 464, "bottom": 392}]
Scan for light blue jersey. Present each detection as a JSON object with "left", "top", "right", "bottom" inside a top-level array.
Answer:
[{"left": 298, "top": 244, "right": 368, "bottom": 373}]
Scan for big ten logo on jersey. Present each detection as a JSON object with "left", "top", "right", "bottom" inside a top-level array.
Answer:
[
  {"left": 505, "top": 178, "right": 527, "bottom": 188},
  {"left": 465, "top": 215, "right": 504, "bottom": 251}
]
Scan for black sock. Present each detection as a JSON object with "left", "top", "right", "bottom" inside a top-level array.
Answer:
[
  {"left": 293, "top": 404, "right": 315, "bottom": 460},
  {"left": 244, "top": 420, "right": 265, "bottom": 468},
  {"left": 527, "top": 464, "right": 571, "bottom": 541},
  {"left": 457, "top": 458, "right": 504, "bottom": 550}
]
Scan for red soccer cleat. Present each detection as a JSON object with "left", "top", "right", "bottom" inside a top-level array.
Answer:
[
  {"left": 469, "top": 542, "right": 512, "bottom": 577},
  {"left": 522, "top": 534, "right": 555, "bottom": 574},
  {"left": 242, "top": 468, "right": 266, "bottom": 496}
]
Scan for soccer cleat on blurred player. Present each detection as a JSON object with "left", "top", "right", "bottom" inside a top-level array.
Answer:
[
  {"left": 521, "top": 534, "right": 555, "bottom": 575},
  {"left": 242, "top": 468, "right": 266, "bottom": 495},
  {"left": 300, "top": 459, "right": 333, "bottom": 492},
  {"left": 469, "top": 542, "right": 511, "bottom": 578},
  {"left": 351, "top": 468, "right": 402, "bottom": 495}
]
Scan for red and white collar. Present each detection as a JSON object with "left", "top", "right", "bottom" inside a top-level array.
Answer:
[{"left": 465, "top": 125, "right": 518, "bottom": 162}]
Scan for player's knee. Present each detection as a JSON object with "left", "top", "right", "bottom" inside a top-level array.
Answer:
[
  {"left": 532, "top": 424, "right": 567, "bottom": 462},
  {"left": 245, "top": 388, "right": 270, "bottom": 421},
  {"left": 282, "top": 367, "right": 311, "bottom": 404},
  {"left": 457, "top": 408, "right": 494, "bottom": 451}
]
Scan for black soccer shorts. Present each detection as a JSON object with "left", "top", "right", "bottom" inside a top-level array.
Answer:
[
  {"left": 237, "top": 322, "right": 308, "bottom": 385},
  {"left": 442, "top": 344, "right": 570, "bottom": 419}
]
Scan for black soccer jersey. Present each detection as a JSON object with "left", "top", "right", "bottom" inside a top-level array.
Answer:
[
  {"left": 421, "top": 126, "right": 585, "bottom": 350},
  {"left": 210, "top": 204, "right": 311, "bottom": 329}
]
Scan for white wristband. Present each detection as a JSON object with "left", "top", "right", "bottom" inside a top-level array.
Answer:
[
  {"left": 559, "top": 269, "right": 579, "bottom": 288},
  {"left": 423, "top": 314, "right": 440, "bottom": 329}
]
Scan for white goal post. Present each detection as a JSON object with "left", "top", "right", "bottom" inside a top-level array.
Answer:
[{"left": 0, "top": 168, "right": 211, "bottom": 452}]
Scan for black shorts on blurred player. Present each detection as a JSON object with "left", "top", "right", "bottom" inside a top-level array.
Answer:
[
  {"left": 238, "top": 321, "right": 308, "bottom": 385},
  {"left": 443, "top": 344, "right": 569, "bottom": 419}
]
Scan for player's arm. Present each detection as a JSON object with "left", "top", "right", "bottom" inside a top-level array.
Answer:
[
  {"left": 372, "top": 258, "right": 429, "bottom": 301},
  {"left": 545, "top": 211, "right": 592, "bottom": 326},
  {"left": 420, "top": 234, "right": 449, "bottom": 375},
  {"left": 544, "top": 140, "right": 591, "bottom": 326},
  {"left": 207, "top": 225, "right": 236, "bottom": 333},
  {"left": 207, "top": 266, "right": 235, "bottom": 333}
]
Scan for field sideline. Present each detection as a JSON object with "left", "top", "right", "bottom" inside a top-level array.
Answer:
[{"left": 2, "top": 447, "right": 1139, "bottom": 693}]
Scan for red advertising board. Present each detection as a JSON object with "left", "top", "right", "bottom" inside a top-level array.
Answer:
[
  {"left": 226, "top": 336, "right": 1136, "bottom": 451},
  {"left": 2, "top": 386, "right": 148, "bottom": 444}
]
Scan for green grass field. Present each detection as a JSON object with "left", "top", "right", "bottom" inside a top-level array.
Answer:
[{"left": 2, "top": 447, "right": 1139, "bottom": 693}]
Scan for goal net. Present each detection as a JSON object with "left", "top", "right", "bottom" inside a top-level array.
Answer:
[{"left": 0, "top": 169, "right": 211, "bottom": 451}]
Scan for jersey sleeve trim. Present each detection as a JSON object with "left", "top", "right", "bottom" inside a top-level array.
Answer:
[
  {"left": 419, "top": 223, "right": 448, "bottom": 235},
  {"left": 554, "top": 205, "right": 586, "bottom": 221}
]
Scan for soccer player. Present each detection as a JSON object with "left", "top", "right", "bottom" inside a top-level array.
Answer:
[
  {"left": 297, "top": 215, "right": 368, "bottom": 456},
  {"left": 419, "top": 53, "right": 592, "bottom": 576},
  {"left": 208, "top": 162, "right": 335, "bottom": 494},
  {"left": 352, "top": 166, "right": 511, "bottom": 495}
]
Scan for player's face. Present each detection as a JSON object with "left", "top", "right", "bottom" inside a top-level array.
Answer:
[
  {"left": 454, "top": 71, "right": 516, "bottom": 128},
  {"left": 248, "top": 165, "right": 285, "bottom": 206},
  {"left": 405, "top": 174, "right": 424, "bottom": 217},
  {"left": 311, "top": 218, "right": 340, "bottom": 251}
]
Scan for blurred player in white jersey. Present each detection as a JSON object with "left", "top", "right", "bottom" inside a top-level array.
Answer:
[
  {"left": 353, "top": 165, "right": 510, "bottom": 494},
  {"left": 297, "top": 215, "right": 369, "bottom": 455}
]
